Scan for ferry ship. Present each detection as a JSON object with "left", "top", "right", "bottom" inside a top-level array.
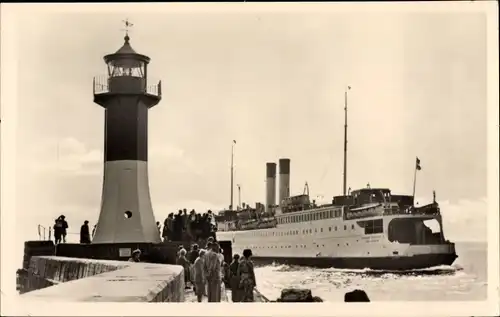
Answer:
[
  {"left": 215, "top": 181, "right": 458, "bottom": 270},
  {"left": 214, "top": 89, "right": 458, "bottom": 270}
]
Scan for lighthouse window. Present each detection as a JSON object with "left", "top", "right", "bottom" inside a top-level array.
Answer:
[
  {"left": 344, "top": 225, "right": 347, "bottom": 230},
  {"left": 124, "top": 211, "right": 133, "bottom": 219}
]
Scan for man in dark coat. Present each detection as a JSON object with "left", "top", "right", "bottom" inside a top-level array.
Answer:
[{"left": 80, "top": 220, "right": 91, "bottom": 244}]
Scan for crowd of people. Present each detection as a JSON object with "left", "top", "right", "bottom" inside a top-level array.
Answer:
[
  {"left": 175, "top": 237, "right": 257, "bottom": 302},
  {"left": 160, "top": 209, "right": 217, "bottom": 243},
  {"left": 52, "top": 208, "right": 216, "bottom": 246}
]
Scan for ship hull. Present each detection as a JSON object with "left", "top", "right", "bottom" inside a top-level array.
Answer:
[{"left": 250, "top": 252, "right": 458, "bottom": 270}]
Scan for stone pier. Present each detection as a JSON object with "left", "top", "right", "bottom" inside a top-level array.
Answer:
[{"left": 19, "top": 256, "right": 184, "bottom": 302}]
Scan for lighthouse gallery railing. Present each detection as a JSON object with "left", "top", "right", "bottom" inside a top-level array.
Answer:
[{"left": 93, "top": 75, "right": 162, "bottom": 97}]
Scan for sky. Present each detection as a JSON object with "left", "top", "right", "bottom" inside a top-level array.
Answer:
[{"left": 5, "top": 4, "right": 491, "bottom": 245}]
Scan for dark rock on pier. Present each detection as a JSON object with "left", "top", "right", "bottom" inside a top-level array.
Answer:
[
  {"left": 274, "top": 288, "right": 323, "bottom": 302},
  {"left": 344, "top": 289, "right": 370, "bottom": 302}
]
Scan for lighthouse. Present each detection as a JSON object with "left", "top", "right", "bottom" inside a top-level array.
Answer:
[{"left": 92, "top": 25, "right": 162, "bottom": 244}]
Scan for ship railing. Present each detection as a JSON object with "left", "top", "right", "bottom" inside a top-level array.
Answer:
[{"left": 383, "top": 202, "right": 440, "bottom": 216}]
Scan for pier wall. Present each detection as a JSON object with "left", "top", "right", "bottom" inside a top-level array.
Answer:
[{"left": 19, "top": 256, "right": 185, "bottom": 302}]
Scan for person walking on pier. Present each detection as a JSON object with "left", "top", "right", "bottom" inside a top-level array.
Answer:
[
  {"left": 203, "top": 242, "right": 222, "bottom": 302},
  {"left": 163, "top": 213, "right": 173, "bottom": 242},
  {"left": 156, "top": 221, "right": 161, "bottom": 235},
  {"left": 79, "top": 220, "right": 91, "bottom": 244},
  {"left": 128, "top": 249, "right": 141, "bottom": 262},
  {"left": 182, "top": 209, "right": 189, "bottom": 240},
  {"left": 188, "top": 244, "right": 200, "bottom": 264},
  {"left": 59, "top": 215, "right": 69, "bottom": 243},
  {"left": 53, "top": 218, "right": 62, "bottom": 244},
  {"left": 192, "top": 249, "right": 207, "bottom": 302},
  {"left": 177, "top": 248, "right": 191, "bottom": 289},
  {"left": 229, "top": 254, "right": 241, "bottom": 302},
  {"left": 174, "top": 210, "right": 183, "bottom": 241},
  {"left": 53, "top": 215, "right": 68, "bottom": 244},
  {"left": 237, "top": 249, "right": 256, "bottom": 302},
  {"left": 187, "top": 244, "right": 199, "bottom": 286}
]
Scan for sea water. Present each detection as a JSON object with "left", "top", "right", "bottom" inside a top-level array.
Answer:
[{"left": 254, "top": 241, "right": 487, "bottom": 301}]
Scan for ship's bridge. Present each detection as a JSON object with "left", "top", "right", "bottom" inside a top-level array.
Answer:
[
  {"left": 333, "top": 187, "right": 416, "bottom": 213},
  {"left": 332, "top": 188, "right": 392, "bottom": 207},
  {"left": 350, "top": 188, "right": 392, "bottom": 205}
]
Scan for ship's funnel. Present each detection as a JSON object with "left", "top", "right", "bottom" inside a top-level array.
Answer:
[
  {"left": 279, "top": 158, "right": 291, "bottom": 205},
  {"left": 265, "top": 162, "right": 277, "bottom": 213}
]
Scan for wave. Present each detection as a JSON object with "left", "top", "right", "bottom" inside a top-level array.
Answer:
[{"left": 265, "top": 262, "right": 462, "bottom": 277}]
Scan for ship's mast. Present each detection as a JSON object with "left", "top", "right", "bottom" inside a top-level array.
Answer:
[
  {"left": 342, "top": 86, "right": 351, "bottom": 196},
  {"left": 230, "top": 140, "right": 236, "bottom": 210}
]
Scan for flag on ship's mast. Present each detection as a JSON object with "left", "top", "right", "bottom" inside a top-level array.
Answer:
[{"left": 416, "top": 157, "right": 422, "bottom": 171}]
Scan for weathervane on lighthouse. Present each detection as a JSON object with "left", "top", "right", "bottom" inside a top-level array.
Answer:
[{"left": 122, "top": 18, "right": 134, "bottom": 37}]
